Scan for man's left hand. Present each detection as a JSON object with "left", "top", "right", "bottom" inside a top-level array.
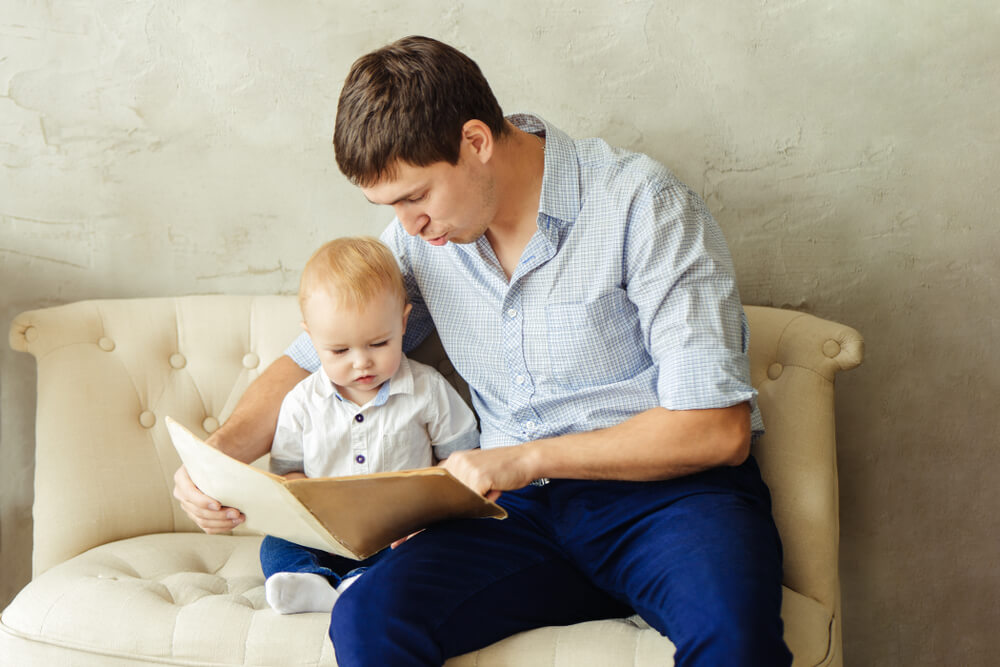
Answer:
[{"left": 440, "top": 445, "right": 539, "bottom": 501}]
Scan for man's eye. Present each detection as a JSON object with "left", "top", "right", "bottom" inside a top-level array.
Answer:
[{"left": 407, "top": 194, "right": 424, "bottom": 203}]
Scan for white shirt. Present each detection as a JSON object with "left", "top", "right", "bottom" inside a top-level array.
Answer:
[{"left": 270, "top": 356, "right": 479, "bottom": 478}]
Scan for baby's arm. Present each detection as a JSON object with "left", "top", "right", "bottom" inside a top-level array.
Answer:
[
  {"left": 426, "top": 373, "right": 480, "bottom": 461},
  {"left": 270, "top": 383, "right": 311, "bottom": 478}
]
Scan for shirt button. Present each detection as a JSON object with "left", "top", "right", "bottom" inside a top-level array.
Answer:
[
  {"left": 355, "top": 455, "right": 365, "bottom": 464},
  {"left": 525, "top": 420, "right": 537, "bottom": 430},
  {"left": 355, "top": 414, "right": 364, "bottom": 423},
  {"left": 506, "top": 308, "right": 518, "bottom": 318},
  {"left": 514, "top": 375, "right": 525, "bottom": 385}
]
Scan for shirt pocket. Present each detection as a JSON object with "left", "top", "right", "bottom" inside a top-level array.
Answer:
[
  {"left": 381, "top": 425, "right": 434, "bottom": 472},
  {"left": 544, "top": 289, "right": 650, "bottom": 391}
]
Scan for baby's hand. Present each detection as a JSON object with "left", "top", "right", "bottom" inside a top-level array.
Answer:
[
  {"left": 390, "top": 530, "right": 424, "bottom": 549},
  {"left": 282, "top": 471, "right": 307, "bottom": 480}
]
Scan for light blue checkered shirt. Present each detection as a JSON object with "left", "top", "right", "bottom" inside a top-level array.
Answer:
[{"left": 287, "top": 113, "right": 762, "bottom": 450}]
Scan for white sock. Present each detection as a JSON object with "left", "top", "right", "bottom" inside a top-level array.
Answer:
[
  {"left": 337, "top": 572, "right": 362, "bottom": 593},
  {"left": 265, "top": 572, "right": 339, "bottom": 615}
]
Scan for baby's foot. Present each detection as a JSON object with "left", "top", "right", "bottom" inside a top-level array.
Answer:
[
  {"left": 337, "top": 572, "right": 362, "bottom": 593},
  {"left": 265, "top": 572, "right": 339, "bottom": 614}
]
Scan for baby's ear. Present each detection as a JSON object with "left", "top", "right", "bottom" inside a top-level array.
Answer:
[{"left": 401, "top": 303, "right": 413, "bottom": 332}]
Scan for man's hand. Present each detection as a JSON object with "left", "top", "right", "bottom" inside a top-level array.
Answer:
[
  {"left": 440, "top": 445, "right": 540, "bottom": 501},
  {"left": 171, "top": 355, "right": 311, "bottom": 534},
  {"left": 172, "top": 464, "right": 245, "bottom": 533}
]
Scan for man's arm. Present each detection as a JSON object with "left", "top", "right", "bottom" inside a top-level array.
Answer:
[
  {"left": 441, "top": 403, "right": 751, "bottom": 499},
  {"left": 172, "top": 355, "right": 309, "bottom": 533}
]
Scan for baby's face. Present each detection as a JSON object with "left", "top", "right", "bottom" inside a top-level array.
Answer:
[{"left": 303, "top": 288, "right": 410, "bottom": 405}]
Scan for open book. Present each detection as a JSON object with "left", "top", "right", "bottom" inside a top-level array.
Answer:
[{"left": 166, "top": 417, "right": 507, "bottom": 560}]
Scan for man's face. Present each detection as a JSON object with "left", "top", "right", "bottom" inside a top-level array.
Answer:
[{"left": 361, "top": 151, "right": 496, "bottom": 246}]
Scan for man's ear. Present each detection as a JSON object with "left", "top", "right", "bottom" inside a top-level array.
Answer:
[
  {"left": 300, "top": 320, "right": 310, "bottom": 334},
  {"left": 461, "top": 119, "right": 494, "bottom": 165},
  {"left": 401, "top": 303, "right": 413, "bottom": 333}
]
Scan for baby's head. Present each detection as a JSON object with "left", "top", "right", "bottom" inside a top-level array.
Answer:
[{"left": 299, "top": 237, "right": 411, "bottom": 404}]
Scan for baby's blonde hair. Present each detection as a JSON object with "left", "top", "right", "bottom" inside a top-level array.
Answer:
[{"left": 299, "top": 237, "right": 407, "bottom": 318}]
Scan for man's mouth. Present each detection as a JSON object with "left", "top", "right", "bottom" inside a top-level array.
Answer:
[{"left": 426, "top": 234, "right": 448, "bottom": 246}]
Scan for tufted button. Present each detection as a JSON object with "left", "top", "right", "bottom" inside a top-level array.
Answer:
[
  {"left": 202, "top": 417, "right": 220, "bottom": 434},
  {"left": 98, "top": 336, "right": 115, "bottom": 352},
  {"left": 437, "top": 359, "right": 454, "bottom": 375},
  {"left": 822, "top": 339, "right": 841, "bottom": 358},
  {"left": 139, "top": 411, "right": 156, "bottom": 428},
  {"left": 767, "top": 363, "right": 783, "bottom": 380},
  {"left": 169, "top": 353, "right": 187, "bottom": 369},
  {"left": 242, "top": 353, "right": 260, "bottom": 369},
  {"left": 23, "top": 326, "right": 38, "bottom": 342}
]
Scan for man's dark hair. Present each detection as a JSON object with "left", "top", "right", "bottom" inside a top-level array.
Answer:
[{"left": 334, "top": 35, "right": 507, "bottom": 187}]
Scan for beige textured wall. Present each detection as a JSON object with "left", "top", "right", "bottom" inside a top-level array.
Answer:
[{"left": 2, "top": 1, "right": 997, "bottom": 664}]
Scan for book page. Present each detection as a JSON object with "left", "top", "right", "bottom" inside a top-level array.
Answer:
[
  {"left": 284, "top": 469, "right": 507, "bottom": 558},
  {"left": 166, "top": 417, "right": 358, "bottom": 558}
]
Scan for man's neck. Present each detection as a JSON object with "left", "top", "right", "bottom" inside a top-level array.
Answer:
[{"left": 485, "top": 122, "right": 546, "bottom": 279}]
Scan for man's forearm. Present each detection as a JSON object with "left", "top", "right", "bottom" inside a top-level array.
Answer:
[
  {"left": 523, "top": 404, "right": 752, "bottom": 482},
  {"left": 205, "top": 355, "right": 310, "bottom": 463},
  {"left": 442, "top": 403, "right": 752, "bottom": 497}
]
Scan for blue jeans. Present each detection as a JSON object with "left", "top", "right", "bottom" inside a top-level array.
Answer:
[
  {"left": 259, "top": 536, "right": 385, "bottom": 587},
  {"left": 328, "top": 456, "right": 792, "bottom": 667}
]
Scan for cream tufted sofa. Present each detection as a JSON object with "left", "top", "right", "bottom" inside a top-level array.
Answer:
[{"left": 3, "top": 296, "right": 862, "bottom": 666}]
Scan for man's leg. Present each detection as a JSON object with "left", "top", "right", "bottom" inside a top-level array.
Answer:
[
  {"left": 557, "top": 459, "right": 792, "bottom": 666},
  {"left": 328, "top": 485, "right": 633, "bottom": 667}
]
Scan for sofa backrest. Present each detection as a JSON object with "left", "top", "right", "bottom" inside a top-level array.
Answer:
[{"left": 10, "top": 297, "right": 861, "bottom": 619}]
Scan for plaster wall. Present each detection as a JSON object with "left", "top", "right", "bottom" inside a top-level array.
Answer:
[{"left": 2, "top": 2, "right": 997, "bottom": 665}]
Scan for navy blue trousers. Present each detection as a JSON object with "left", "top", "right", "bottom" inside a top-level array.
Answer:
[
  {"left": 328, "top": 456, "right": 792, "bottom": 666},
  {"left": 259, "top": 535, "right": 384, "bottom": 586}
]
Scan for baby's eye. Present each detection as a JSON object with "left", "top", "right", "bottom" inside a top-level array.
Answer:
[
  {"left": 371, "top": 341, "right": 388, "bottom": 348},
  {"left": 329, "top": 348, "right": 348, "bottom": 355}
]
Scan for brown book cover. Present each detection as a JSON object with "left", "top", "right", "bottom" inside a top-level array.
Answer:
[{"left": 166, "top": 417, "right": 507, "bottom": 560}]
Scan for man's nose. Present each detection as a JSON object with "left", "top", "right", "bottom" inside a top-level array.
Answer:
[{"left": 395, "top": 207, "right": 429, "bottom": 236}]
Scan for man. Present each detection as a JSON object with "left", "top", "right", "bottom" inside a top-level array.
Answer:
[{"left": 174, "top": 35, "right": 792, "bottom": 666}]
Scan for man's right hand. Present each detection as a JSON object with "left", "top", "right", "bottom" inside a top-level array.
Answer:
[
  {"left": 172, "top": 464, "right": 245, "bottom": 533},
  {"left": 170, "top": 355, "right": 310, "bottom": 534}
]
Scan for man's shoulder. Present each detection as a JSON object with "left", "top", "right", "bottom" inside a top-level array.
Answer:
[{"left": 575, "top": 138, "right": 678, "bottom": 197}]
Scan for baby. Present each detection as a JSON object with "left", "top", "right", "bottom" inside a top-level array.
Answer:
[{"left": 261, "top": 236, "right": 479, "bottom": 614}]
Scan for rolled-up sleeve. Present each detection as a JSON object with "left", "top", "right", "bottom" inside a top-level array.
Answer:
[
  {"left": 625, "top": 181, "right": 762, "bottom": 433},
  {"left": 284, "top": 331, "right": 320, "bottom": 373},
  {"left": 425, "top": 374, "right": 480, "bottom": 460},
  {"left": 269, "top": 389, "right": 310, "bottom": 475}
]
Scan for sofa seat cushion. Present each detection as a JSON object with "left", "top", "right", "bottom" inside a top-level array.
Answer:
[{"left": 1, "top": 533, "right": 832, "bottom": 666}]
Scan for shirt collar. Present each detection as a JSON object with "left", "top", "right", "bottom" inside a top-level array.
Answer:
[
  {"left": 507, "top": 113, "right": 581, "bottom": 234},
  {"left": 315, "top": 355, "right": 416, "bottom": 407}
]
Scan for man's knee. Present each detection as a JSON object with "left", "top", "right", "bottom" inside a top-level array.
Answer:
[
  {"left": 661, "top": 602, "right": 791, "bottom": 667},
  {"left": 329, "top": 575, "right": 440, "bottom": 666}
]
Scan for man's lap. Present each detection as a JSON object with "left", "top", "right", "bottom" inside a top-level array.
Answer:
[{"left": 329, "top": 457, "right": 789, "bottom": 666}]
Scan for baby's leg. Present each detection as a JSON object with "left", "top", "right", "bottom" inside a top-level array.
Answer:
[
  {"left": 259, "top": 536, "right": 376, "bottom": 615},
  {"left": 265, "top": 571, "right": 340, "bottom": 614}
]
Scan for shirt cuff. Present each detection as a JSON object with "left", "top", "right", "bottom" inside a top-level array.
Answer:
[
  {"left": 657, "top": 348, "right": 764, "bottom": 436},
  {"left": 432, "top": 429, "right": 480, "bottom": 460},
  {"left": 284, "top": 331, "right": 321, "bottom": 372}
]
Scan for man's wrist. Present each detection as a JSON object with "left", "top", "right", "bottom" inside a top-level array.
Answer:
[{"left": 519, "top": 439, "right": 548, "bottom": 483}]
